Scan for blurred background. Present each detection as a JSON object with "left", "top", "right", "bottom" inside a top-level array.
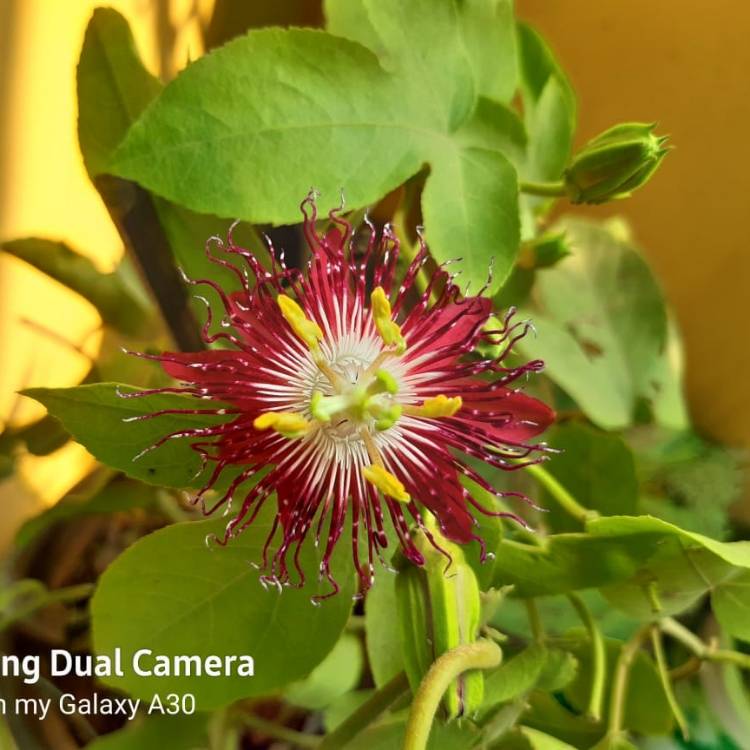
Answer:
[{"left": 1, "top": 0, "right": 748, "bottom": 546}]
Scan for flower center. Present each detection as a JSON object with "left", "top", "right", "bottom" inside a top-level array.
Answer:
[{"left": 253, "top": 287, "right": 462, "bottom": 504}]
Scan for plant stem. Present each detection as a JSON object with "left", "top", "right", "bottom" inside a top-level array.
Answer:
[
  {"left": 403, "top": 640, "right": 502, "bottom": 750},
  {"left": 525, "top": 599, "right": 545, "bottom": 644},
  {"left": 568, "top": 593, "right": 606, "bottom": 721},
  {"left": 240, "top": 714, "right": 318, "bottom": 749},
  {"left": 525, "top": 463, "right": 597, "bottom": 525},
  {"left": 318, "top": 671, "right": 409, "bottom": 750},
  {"left": 661, "top": 617, "right": 750, "bottom": 670},
  {"left": 607, "top": 625, "right": 650, "bottom": 738},
  {"left": 0, "top": 583, "right": 95, "bottom": 633},
  {"left": 519, "top": 180, "right": 567, "bottom": 198},
  {"left": 650, "top": 624, "right": 689, "bottom": 739}
]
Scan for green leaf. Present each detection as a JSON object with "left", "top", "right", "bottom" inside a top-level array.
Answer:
[
  {"left": 1, "top": 239, "right": 150, "bottom": 336},
  {"left": 535, "top": 648, "right": 578, "bottom": 692},
  {"left": 86, "top": 715, "right": 208, "bottom": 750},
  {"left": 518, "top": 727, "right": 578, "bottom": 750},
  {"left": 540, "top": 422, "right": 638, "bottom": 532},
  {"left": 77, "top": 7, "right": 162, "bottom": 178},
  {"left": 458, "top": 0, "right": 518, "bottom": 103},
  {"left": 712, "top": 571, "right": 750, "bottom": 642},
  {"left": 516, "top": 22, "right": 575, "bottom": 123},
  {"left": 91, "top": 511, "right": 354, "bottom": 708},
  {"left": 526, "top": 76, "right": 575, "bottom": 183},
  {"left": 590, "top": 515, "right": 750, "bottom": 618},
  {"left": 77, "top": 7, "right": 262, "bottom": 319},
  {"left": 365, "top": 572, "right": 404, "bottom": 686},
  {"left": 522, "top": 692, "right": 601, "bottom": 747},
  {"left": 481, "top": 644, "right": 547, "bottom": 712},
  {"left": 326, "top": 0, "right": 517, "bottom": 107},
  {"left": 285, "top": 633, "right": 364, "bottom": 709},
  {"left": 518, "top": 217, "right": 669, "bottom": 430},
  {"left": 421, "top": 145, "right": 519, "bottom": 291},
  {"left": 491, "top": 514, "right": 750, "bottom": 602},
  {"left": 23, "top": 383, "right": 233, "bottom": 489},
  {"left": 564, "top": 637, "right": 673, "bottom": 736},
  {"left": 110, "top": 25, "right": 521, "bottom": 292}
]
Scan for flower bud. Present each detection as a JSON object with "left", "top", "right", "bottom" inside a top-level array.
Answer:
[
  {"left": 395, "top": 517, "right": 485, "bottom": 718},
  {"left": 564, "top": 123, "right": 669, "bottom": 204}
]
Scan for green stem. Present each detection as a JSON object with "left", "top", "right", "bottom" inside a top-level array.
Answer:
[
  {"left": 240, "top": 715, "right": 318, "bottom": 749},
  {"left": 519, "top": 180, "right": 567, "bottom": 198},
  {"left": 650, "top": 625, "right": 689, "bottom": 740},
  {"left": 607, "top": 625, "right": 650, "bottom": 738},
  {"left": 568, "top": 593, "right": 606, "bottom": 721},
  {"left": 661, "top": 617, "right": 750, "bottom": 670},
  {"left": 525, "top": 464, "right": 597, "bottom": 525},
  {"left": 403, "top": 640, "right": 502, "bottom": 750},
  {"left": 524, "top": 599, "right": 545, "bottom": 644},
  {"left": 0, "top": 583, "right": 95, "bottom": 633},
  {"left": 318, "top": 671, "right": 409, "bottom": 750}
]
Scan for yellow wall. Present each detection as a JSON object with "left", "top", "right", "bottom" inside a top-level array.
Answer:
[
  {"left": 518, "top": 1, "right": 750, "bottom": 450},
  {"left": 0, "top": 0, "right": 208, "bottom": 524}
]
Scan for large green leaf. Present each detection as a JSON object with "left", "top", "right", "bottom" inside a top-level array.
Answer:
[
  {"left": 591, "top": 516, "right": 750, "bottom": 618},
  {"left": 540, "top": 422, "right": 638, "bottom": 532},
  {"left": 23, "top": 384, "right": 232, "bottom": 489},
  {"left": 481, "top": 644, "right": 547, "bottom": 713},
  {"left": 326, "top": 0, "right": 517, "bottom": 107},
  {"left": 518, "top": 217, "right": 670, "bottom": 429},
  {"left": 110, "top": 23, "right": 520, "bottom": 291},
  {"left": 491, "top": 515, "right": 750, "bottom": 602},
  {"left": 91, "top": 511, "right": 354, "bottom": 707}
]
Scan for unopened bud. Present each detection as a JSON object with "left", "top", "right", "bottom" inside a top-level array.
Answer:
[
  {"left": 564, "top": 123, "right": 669, "bottom": 204},
  {"left": 395, "top": 516, "right": 486, "bottom": 718}
]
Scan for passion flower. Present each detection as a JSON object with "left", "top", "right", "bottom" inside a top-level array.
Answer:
[{"left": 124, "top": 194, "right": 554, "bottom": 597}]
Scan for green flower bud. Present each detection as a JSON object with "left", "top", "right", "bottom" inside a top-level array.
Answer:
[
  {"left": 395, "top": 516, "right": 486, "bottom": 719},
  {"left": 564, "top": 122, "right": 669, "bottom": 204}
]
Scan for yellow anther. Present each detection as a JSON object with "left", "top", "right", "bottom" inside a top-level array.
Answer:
[
  {"left": 405, "top": 395, "right": 463, "bottom": 419},
  {"left": 370, "top": 287, "right": 406, "bottom": 354},
  {"left": 363, "top": 464, "right": 410, "bottom": 503},
  {"left": 277, "top": 294, "right": 323, "bottom": 352},
  {"left": 253, "top": 411, "right": 310, "bottom": 438}
]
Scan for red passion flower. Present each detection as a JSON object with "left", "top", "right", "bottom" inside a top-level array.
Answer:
[{"left": 124, "top": 194, "right": 554, "bottom": 598}]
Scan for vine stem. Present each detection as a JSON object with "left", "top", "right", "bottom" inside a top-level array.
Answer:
[
  {"left": 661, "top": 617, "right": 750, "bottom": 670},
  {"left": 403, "top": 640, "right": 502, "bottom": 750},
  {"left": 607, "top": 625, "right": 650, "bottom": 738},
  {"left": 525, "top": 463, "right": 597, "bottom": 525},
  {"left": 240, "top": 715, "right": 318, "bottom": 748},
  {"left": 568, "top": 593, "right": 606, "bottom": 721},
  {"left": 519, "top": 180, "right": 567, "bottom": 198},
  {"left": 318, "top": 671, "right": 409, "bottom": 750},
  {"left": 650, "top": 624, "right": 690, "bottom": 740},
  {"left": 525, "top": 599, "right": 545, "bottom": 643}
]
